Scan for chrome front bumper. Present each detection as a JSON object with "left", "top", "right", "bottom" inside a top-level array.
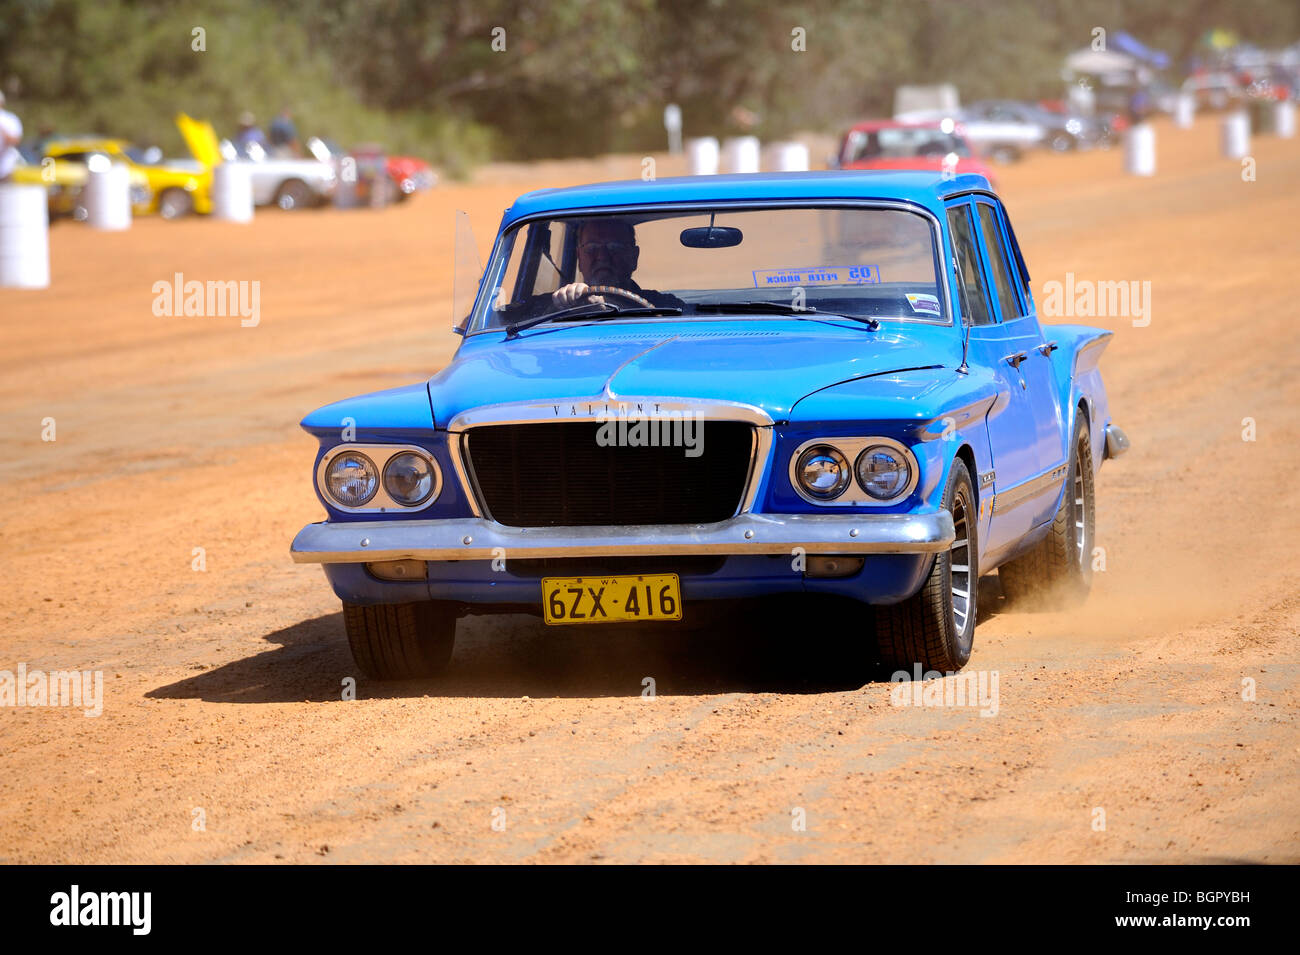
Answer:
[{"left": 290, "top": 511, "right": 956, "bottom": 564}]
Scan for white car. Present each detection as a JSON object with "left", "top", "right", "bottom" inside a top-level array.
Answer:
[{"left": 218, "top": 138, "right": 337, "bottom": 210}]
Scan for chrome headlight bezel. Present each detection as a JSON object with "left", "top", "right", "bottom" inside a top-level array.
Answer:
[
  {"left": 317, "top": 444, "right": 442, "bottom": 513},
  {"left": 794, "top": 444, "right": 851, "bottom": 501},
  {"left": 788, "top": 436, "right": 920, "bottom": 506},
  {"left": 855, "top": 444, "right": 913, "bottom": 500}
]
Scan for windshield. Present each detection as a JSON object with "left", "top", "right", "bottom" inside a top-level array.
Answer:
[{"left": 468, "top": 205, "right": 948, "bottom": 332}]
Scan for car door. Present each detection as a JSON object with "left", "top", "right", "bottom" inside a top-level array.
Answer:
[{"left": 946, "top": 197, "right": 1064, "bottom": 556}]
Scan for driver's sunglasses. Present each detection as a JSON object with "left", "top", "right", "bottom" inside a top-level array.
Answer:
[{"left": 579, "top": 240, "right": 633, "bottom": 257}]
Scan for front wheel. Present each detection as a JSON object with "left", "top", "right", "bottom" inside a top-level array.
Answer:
[
  {"left": 158, "top": 187, "right": 194, "bottom": 219},
  {"left": 998, "top": 416, "right": 1096, "bottom": 608},
  {"left": 873, "top": 458, "right": 977, "bottom": 672},
  {"left": 343, "top": 600, "right": 456, "bottom": 679}
]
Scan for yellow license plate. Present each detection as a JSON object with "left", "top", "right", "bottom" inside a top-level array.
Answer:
[{"left": 541, "top": 574, "right": 682, "bottom": 625}]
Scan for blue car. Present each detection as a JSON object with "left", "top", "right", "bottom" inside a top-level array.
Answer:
[{"left": 291, "top": 171, "right": 1128, "bottom": 679}]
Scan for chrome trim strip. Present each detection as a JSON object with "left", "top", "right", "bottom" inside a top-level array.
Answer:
[
  {"left": 787, "top": 436, "right": 921, "bottom": 507},
  {"left": 446, "top": 394, "right": 773, "bottom": 432},
  {"left": 316, "top": 444, "right": 444, "bottom": 515},
  {"left": 1105, "top": 424, "right": 1130, "bottom": 459},
  {"left": 290, "top": 511, "right": 956, "bottom": 564},
  {"left": 992, "top": 463, "right": 1067, "bottom": 514}
]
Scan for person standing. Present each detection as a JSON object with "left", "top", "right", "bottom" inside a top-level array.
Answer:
[{"left": 0, "top": 92, "right": 23, "bottom": 183}]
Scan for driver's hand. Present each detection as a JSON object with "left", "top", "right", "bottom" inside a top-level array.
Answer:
[{"left": 552, "top": 283, "right": 601, "bottom": 307}]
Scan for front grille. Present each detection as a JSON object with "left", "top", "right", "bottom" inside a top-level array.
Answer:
[{"left": 465, "top": 421, "right": 754, "bottom": 527}]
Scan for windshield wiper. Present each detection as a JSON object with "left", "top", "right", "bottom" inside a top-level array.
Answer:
[
  {"left": 696, "top": 301, "right": 879, "bottom": 329},
  {"left": 505, "top": 302, "right": 682, "bottom": 338}
]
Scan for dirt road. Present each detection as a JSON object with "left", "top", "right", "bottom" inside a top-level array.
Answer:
[{"left": 1, "top": 119, "right": 1297, "bottom": 863}]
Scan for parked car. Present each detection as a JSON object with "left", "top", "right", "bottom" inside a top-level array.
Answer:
[
  {"left": 830, "top": 120, "right": 997, "bottom": 185},
  {"left": 958, "top": 100, "right": 1114, "bottom": 159},
  {"left": 176, "top": 113, "right": 336, "bottom": 210},
  {"left": 1180, "top": 72, "right": 1242, "bottom": 111},
  {"left": 291, "top": 171, "right": 1128, "bottom": 679},
  {"left": 10, "top": 146, "right": 153, "bottom": 219},
  {"left": 41, "top": 136, "right": 206, "bottom": 218}
]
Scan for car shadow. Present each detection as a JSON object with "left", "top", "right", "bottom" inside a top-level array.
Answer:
[{"left": 150, "top": 584, "right": 1006, "bottom": 703}]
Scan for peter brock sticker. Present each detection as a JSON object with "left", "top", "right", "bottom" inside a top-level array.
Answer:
[
  {"left": 753, "top": 265, "right": 880, "bottom": 287},
  {"left": 905, "top": 292, "right": 941, "bottom": 316}
]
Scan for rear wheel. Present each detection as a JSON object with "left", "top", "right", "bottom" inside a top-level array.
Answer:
[
  {"left": 873, "top": 458, "right": 977, "bottom": 672},
  {"left": 343, "top": 600, "right": 456, "bottom": 679},
  {"left": 998, "top": 416, "right": 1096, "bottom": 608}
]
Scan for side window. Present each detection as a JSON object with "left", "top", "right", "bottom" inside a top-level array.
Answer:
[
  {"left": 946, "top": 205, "right": 994, "bottom": 326},
  {"left": 976, "top": 202, "right": 1023, "bottom": 320},
  {"left": 999, "top": 206, "right": 1034, "bottom": 311}
]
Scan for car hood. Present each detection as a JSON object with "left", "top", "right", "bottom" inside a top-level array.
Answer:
[{"left": 427, "top": 320, "right": 957, "bottom": 426}]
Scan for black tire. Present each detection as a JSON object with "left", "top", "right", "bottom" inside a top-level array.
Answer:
[
  {"left": 158, "top": 187, "right": 194, "bottom": 219},
  {"left": 998, "top": 416, "right": 1096, "bottom": 609},
  {"left": 873, "top": 458, "right": 977, "bottom": 672},
  {"left": 343, "top": 600, "right": 456, "bottom": 680},
  {"left": 1047, "top": 131, "right": 1076, "bottom": 152},
  {"left": 274, "top": 179, "right": 313, "bottom": 211},
  {"left": 990, "top": 144, "right": 1022, "bottom": 164}
]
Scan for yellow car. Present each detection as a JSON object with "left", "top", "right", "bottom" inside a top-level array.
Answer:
[
  {"left": 10, "top": 149, "right": 153, "bottom": 220},
  {"left": 42, "top": 135, "right": 212, "bottom": 219}
]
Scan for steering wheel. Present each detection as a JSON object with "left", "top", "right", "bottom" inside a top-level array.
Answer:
[{"left": 583, "top": 285, "right": 654, "bottom": 308}]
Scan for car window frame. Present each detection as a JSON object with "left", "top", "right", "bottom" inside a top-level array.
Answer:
[
  {"left": 465, "top": 198, "right": 956, "bottom": 336},
  {"left": 944, "top": 199, "right": 996, "bottom": 329},
  {"left": 972, "top": 197, "right": 1025, "bottom": 324}
]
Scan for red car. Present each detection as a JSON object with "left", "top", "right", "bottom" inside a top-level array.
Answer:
[{"left": 831, "top": 119, "right": 997, "bottom": 186}]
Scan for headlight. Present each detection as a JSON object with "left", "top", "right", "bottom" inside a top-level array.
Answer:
[
  {"left": 855, "top": 446, "right": 912, "bottom": 500},
  {"left": 325, "top": 451, "right": 378, "bottom": 506},
  {"left": 383, "top": 451, "right": 435, "bottom": 506},
  {"left": 795, "top": 445, "right": 850, "bottom": 500}
]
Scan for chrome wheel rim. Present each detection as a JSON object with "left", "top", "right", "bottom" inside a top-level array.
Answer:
[{"left": 950, "top": 491, "right": 971, "bottom": 634}]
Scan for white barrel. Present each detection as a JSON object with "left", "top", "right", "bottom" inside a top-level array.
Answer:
[
  {"left": 685, "top": 137, "right": 719, "bottom": 175},
  {"left": 212, "top": 161, "right": 254, "bottom": 222},
  {"left": 1124, "top": 122, "right": 1156, "bottom": 176},
  {"left": 0, "top": 184, "right": 51, "bottom": 289},
  {"left": 1274, "top": 99, "right": 1296, "bottom": 139},
  {"left": 1173, "top": 92, "right": 1195, "bottom": 129},
  {"left": 763, "top": 141, "right": 810, "bottom": 171},
  {"left": 721, "top": 136, "right": 760, "bottom": 174},
  {"left": 84, "top": 162, "right": 132, "bottom": 230},
  {"left": 1221, "top": 110, "right": 1250, "bottom": 158}
]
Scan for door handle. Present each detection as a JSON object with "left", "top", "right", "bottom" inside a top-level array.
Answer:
[
  {"left": 1038, "top": 340, "right": 1059, "bottom": 357},
  {"left": 1005, "top": 351, "right": 1029, "bottom": 369}
]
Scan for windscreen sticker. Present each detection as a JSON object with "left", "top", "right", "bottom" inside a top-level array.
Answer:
[
  {"left": 752, "top": 265, "right": 880, "bottom": 287},
  {"left": 905, "top": 292, "right": 941, "bottom": 316}
]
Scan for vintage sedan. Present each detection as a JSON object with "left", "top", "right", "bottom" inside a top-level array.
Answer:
[{"left": 291, "top": 171, "right": 1128, "bottom": 679}]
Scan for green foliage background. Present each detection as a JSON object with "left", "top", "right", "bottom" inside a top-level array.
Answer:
[{"left": 1, "top": 0, "right": 1296, "bottom": 174}]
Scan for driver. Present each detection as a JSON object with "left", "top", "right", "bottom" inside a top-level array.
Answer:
[{"left": 549, "top": 218, "right": 684, "bottom": 310}]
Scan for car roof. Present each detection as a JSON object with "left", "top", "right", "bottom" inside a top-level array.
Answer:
[
  {"left": 504, "top": 170, "right": 992, "bottom": 226},
  {"left": 848, "top": 118, "right": 951, "bottom": 131}
]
